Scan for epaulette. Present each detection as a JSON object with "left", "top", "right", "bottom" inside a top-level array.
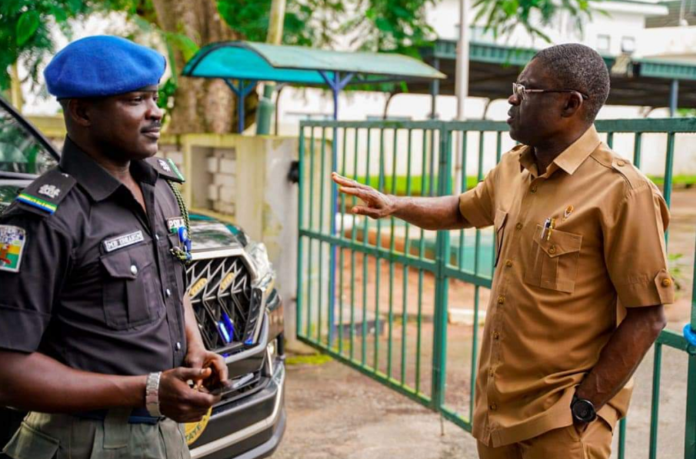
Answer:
[
  {"left": 146, "top": 156, "right": 185, "bottom": 183},
  {"left": 591, "top": 146, "right": 646, "bottom": 191},
  {"left": 15, "top": 168, "right": 76, "bottom": 216}
]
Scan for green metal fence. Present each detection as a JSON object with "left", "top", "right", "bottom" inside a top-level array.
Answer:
[{"left": 296, "top": 118, "right": 696, "bottom": 458}]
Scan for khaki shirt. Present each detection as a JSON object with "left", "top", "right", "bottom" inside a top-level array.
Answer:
[{"left": 459, "top": 126, "right": 674, "bottom": 447}]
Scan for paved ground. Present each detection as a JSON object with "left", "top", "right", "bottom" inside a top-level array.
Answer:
[
  {"left": 272, "top": 355, "right": 479, "bottom": 459},
  {"left": 272, "top": 340, "right": 689, "bottom": 459}
]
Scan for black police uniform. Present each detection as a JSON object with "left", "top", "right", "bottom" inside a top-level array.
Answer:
[{"left": 0, "top": 137, "right": 189, "bottom": 374}]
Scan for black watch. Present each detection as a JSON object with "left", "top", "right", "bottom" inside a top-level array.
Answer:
[{"left": 571, "top": 395, "right": 597, "bottom": 424}]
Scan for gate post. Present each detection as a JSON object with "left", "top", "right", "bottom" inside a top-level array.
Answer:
[{"left": 431, "top": 124, "right": 453, "bottom": 410}]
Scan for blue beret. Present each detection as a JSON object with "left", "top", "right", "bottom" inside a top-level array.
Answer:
[{"left": 44, "top": 35, "right": 166, "bottom": 99}]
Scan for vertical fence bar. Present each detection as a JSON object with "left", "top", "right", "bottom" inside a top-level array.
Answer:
[
  {"left": 459, "top": 131, "right": 468, "bottom": 269},
  {"left": 338, "top": 127, "right": 348, "bottom": 355},
  {"left": 649, "top": 343, "right": 663, "bottom": 459},
  {"left": 362, "top": 128, "right": 372, "bottom": 366},
  {"left": 296, "top": 126, "right": 306, "bottom": 338},
  {"left": 415, "top": 129, "right": 429, "bottom": 394},
  {"left": 350, "top": 128, "right": 360, "bottom": 361},
  {"left": 685, "top": 229, "right": 696, "bottom": 459},
  {"left": 432, "top": 127, "right": 452, "bottom": 409},
  {"left": 402, "top": 129, "right": 413, "bottom": 386},
  {"left": 387, "top": 129, "right": 399, "bottom": 378},
  {"left": 607, "top": 131, "right": 614, "bottom": 149},
  {"left": 633, "top": 132, "right": 643, "bottom": 168},
  {"left": 317, "top": 127, "right": 327, "bottom": 344},
  {"left": 374, "top": 128, "right": 386, "bottom": 371},
  {"left": 664, "top": 132, "right": 675, "bottom": 246},
  {"left": 306, "top": 126, "right": 316, "bottom": 338}
]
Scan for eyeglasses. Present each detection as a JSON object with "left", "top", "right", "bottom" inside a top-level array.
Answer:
[{"left": 512, "top": 83, "right": 589, "bottom": 101}]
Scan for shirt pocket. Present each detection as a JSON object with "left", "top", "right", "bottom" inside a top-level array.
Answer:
[
  {"left": 524, "top": 224, "right": 583, "bottom": 293},
  {"left": 494, "top": 209, "right": 508, "bottom": 268},
  {"left": 2, "top": 421, "right": 59, "bottom": 459},
  {"left": 100, "top": 244, "right": 157, "bottom": 330}
]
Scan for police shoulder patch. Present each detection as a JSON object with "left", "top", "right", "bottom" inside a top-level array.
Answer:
[
  {"left": 146, "top": 156, "right": 185, "bottom": 183},
  {"left": 15, "top": 168, "right": 76, "bottom": 216},
  {"left": 0, "top": 225, "right": 27, "bottom": 273}
]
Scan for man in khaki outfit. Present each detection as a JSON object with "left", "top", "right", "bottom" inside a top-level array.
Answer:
[{"left": 333, "top": 43, "right": 672, "bottom": 458}]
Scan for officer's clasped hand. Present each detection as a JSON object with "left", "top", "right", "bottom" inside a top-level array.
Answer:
[{"left": 158, "top": 367, "right": 221, "bottom": 423}]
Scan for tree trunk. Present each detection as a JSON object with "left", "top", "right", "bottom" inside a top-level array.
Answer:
[{"left": 151, "top": 0, "right": 258, "bottom": 134}]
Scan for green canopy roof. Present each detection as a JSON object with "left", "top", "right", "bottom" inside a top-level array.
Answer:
[{"left": 182, "top": 41, "right": 446, "bottom": 84}]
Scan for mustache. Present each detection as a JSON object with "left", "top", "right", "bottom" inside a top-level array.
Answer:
[{"left": 142, "top": 122, "right": 162, "bottom": 132}]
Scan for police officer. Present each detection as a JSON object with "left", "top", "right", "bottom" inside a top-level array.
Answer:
[
  {"left": 333, "top": 44, "right": 672, "bottom": 458},
  {"left": 0, "top": 36, "right": 227, "bottom": 459}
]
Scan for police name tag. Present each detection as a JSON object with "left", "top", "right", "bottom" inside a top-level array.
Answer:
[
  {"left": 0, "top": 225, "right": 26, "bottom": 273},
  {"left": 167, "top": 217, "right": 186, "bottom": 233},
  {"left": 103, "top": 231, "right": 144, "bottom": 253}
]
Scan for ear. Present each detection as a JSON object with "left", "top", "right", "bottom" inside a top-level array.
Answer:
[
  {"left": 66, "top": 99, "right": 93, "bottom": 127},
  {"left": 561, "top": 92, "right": 584, "bottom": 118}
]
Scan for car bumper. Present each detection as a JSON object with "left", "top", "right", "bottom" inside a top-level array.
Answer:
[{"left": 190, "top": 358, "right": 286, "bottom": 459}]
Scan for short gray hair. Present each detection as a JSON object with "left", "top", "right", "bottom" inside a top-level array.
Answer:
[{"left": 533, "top": 44, "right": 610, "bottom": 122}]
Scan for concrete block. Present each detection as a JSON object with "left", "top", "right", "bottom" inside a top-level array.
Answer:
[
  {"left": 207, "top": 184, "right": 219, "bottom": 201},
  {"left": 216, "top": 201, "right": 236, "bottom": 215},
  {"left": 213, "top": 174, "right": 236, "bottom": 187},
  {"left": 219, "top": 186, "right": 235, "bottom": 203},
  {"left": 207, "top": 157, "right": 219, "bottom": 174},
  {"left": 166, "top": 151, "right": 184, "bottom": 165},
  {"left": 220, "top": 159, "right": 237, "bottom": 174}
]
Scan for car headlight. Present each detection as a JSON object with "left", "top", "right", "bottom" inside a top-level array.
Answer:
[{"left": 249, "top": 242, "right": 272, "bottom": 280}]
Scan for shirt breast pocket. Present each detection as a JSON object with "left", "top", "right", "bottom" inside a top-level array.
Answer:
[
  {"left": 100, "top": 245, "right": 158, "bottom": 330},
  {"left": 494, "top": 209, "right": 508, "bottom": 268},
  {"left": 524, "top": 224, "right": 583, "bottom": 293}
]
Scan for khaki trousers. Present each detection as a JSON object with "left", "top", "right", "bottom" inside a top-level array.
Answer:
[
  {"left": 2, "top": 411, "right": 190, "bottom": 459},
  {"left": 477, "top": 419, "right": 613, "bottom": 459}
]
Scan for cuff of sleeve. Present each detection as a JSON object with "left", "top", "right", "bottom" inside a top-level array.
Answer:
[
  {"left": 0, "top": 305, "right": 50, "bottom": 353},
  {"left": 617, "top": 269, "right": 675, "bottom": 307},
  {"left": 458, "top": 193, "right": 489, "bottom": 228}
]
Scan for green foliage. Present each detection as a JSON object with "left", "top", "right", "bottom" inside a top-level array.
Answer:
[
  {"left": 473, "top": 0, "right": 597, "bottom": 42},
  {"left": 216, "top": 0, "right": 347, "bottom": 47},
  {"left": 285, "top": 353, "right": 333, "bottom": 366},
  {"left": 0, "top": 0, "right": 139, "bottom": 91}
]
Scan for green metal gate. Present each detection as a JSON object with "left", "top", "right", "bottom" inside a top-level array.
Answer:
[{"left": 296, "top": 118, "right": 696, "bottom": 458}]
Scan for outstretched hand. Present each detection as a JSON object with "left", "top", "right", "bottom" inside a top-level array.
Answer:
[{"left": 332, "top": 172, "right": 397, "bottom": 220}]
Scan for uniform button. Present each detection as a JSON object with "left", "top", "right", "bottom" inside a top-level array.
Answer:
[
  {"left": 505, "top": 260, "right": 513, "bottom": 268},
  {"left": 515, "top": 223, "right": 523, "bottom": 230},
  {"left": 548, "top": 245, "right": 556, "bottom": 255},
  {"left": 493, "top": 332, "right": 500, "bottom": 340},
  {"left": 130, "top": 265, "right": 138, "bottom": 275},
  {"left": 166, "top": 288, "right": 171, "bottom": 297},
  {"left": 530, "top": 186, "right": 537, "bottom": 193},
  {"left": 176, "top": 342, "right": 181, "bottom": 351},
  {"left": 662, "top": 278, "right": 672, "bottom": 287},
  {"left": 489, "top": 403, "right": 498, "bottom": 411},
  {"left": 617, "top": 160, "right": 626, "bottom": 167},
  {"left": 497, "top": 296, "right": 505, "bottom": 305}
]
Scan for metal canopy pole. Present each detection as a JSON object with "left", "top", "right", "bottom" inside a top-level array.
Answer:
[
  {"left": 225, "top": 79, "right": 258, "bottom": 134},
  {"left": 670, "top": 79, "right": 680, "bottom": 117},
  {"left": 318, "top": 70, "right": 355, "bottom": 345},
  {"left": 430, "top": 58, "right": 440, "bottom": 119}
]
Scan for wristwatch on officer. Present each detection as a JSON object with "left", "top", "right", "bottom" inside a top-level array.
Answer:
[
  {"left": 146, "top": 372, "right": 162, "bottom": 417},
  {"left": 571, "top": 394, "right": 597, "bottom": 424}
]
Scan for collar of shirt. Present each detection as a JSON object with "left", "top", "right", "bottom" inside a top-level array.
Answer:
[
  {"left": 59, "top": 136, "right": 159, "bottom": 201},
  {"left": 518, "top": 125, "right": 602, "bottom": 178}
]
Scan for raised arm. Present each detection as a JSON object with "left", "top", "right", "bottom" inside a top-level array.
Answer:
[{"left": 332, "top": 172, "right": 467, "bottom": 231}]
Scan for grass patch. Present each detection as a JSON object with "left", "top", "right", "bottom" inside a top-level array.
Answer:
[
  {"left": 286, "top": 353, "right": 333, "bottom": 366},
  {"left": 648, "top": 175, "right": 696, "bottom": 188},
  {"left": 352, "top": 175, "right": 480, "bottom": 196}
]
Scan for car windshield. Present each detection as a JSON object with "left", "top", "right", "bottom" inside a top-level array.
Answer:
[{"left": 0, "top": 104, "right": 57, "bottom": 175}]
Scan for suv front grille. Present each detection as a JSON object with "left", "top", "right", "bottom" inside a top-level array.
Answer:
[{"left": 186, "top": 256, "right": 256, "bottom": 353}]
